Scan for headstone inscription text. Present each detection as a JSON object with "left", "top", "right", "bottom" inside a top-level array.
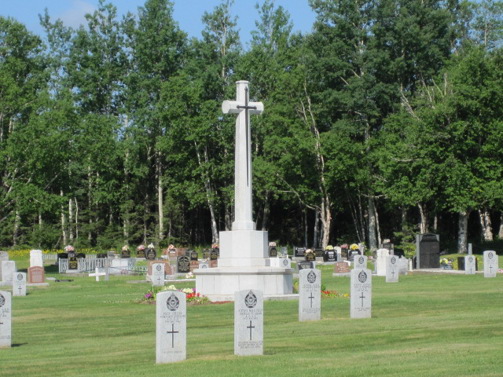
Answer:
[{"left": 234, "top": 289, "right": 263, "bottom": 356}]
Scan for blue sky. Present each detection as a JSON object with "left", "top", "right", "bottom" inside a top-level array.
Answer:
[{"left": 0, "top": 0, "right": 316, "bottom": 47}]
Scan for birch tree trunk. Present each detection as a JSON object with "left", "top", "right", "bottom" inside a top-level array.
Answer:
[
  {"left": 156, "top": 151, "right": 164, "bottom": 242},
  {"left": 418, "top": 203, "right": 429, "bottom": 234},
  {"left": 368, "top": 196, "right": 378, "bottom": 251},
  {"left": 457, "top": 210, "right": 471, "bottom": 253},
  {"left": 499, "top": 212, "right": 503, "bottom": 239},
  {"left": 13, "top": 208, "right": 20, "bottom": 246},
  {"left": 61, "top": 190, "right": 67, "bottom": 246},
  {"left": 478, "top": 209, "right": 493, "bottom": 242}
]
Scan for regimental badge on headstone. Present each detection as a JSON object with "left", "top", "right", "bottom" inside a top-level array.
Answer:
[
  {"left": 156, "top": 291, "right": 186, "bottom": 364},
  {"left": 483, "top": 250, "right": 498, "bottom": 278},
  {"left": 299, "top": 269, "right": 321, "bottom": 322},
  {"left": 0, "top": 290, "right": 12, "bottom": 348},
  {"left": 146, "top": 248, "right": 157, "bottom": 261},
  {"left": 234, "top": 289, "right": 264, "bottom": 356},
  {"left": 386, "top": 255, "right": 399, "bottom": 283},
  {"left": 350, "top": 268, "right": 372, "bottom": 319},
  {"left": 354, "top": 255, "right": 368, "bottom": 270},
  {"left": 177, "top": 256, "right": 190, "bottom": 274}
]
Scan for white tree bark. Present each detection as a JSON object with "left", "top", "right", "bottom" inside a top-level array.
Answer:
[
  {"left": 457, "top": 210, "right": 471, "bottom": 253},
  {"left": 478, "top": 209, "right": 493, "bottom": 241}
]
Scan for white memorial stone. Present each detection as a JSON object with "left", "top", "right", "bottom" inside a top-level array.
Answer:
[
  {"left": 0, "top": 290, "right": 11, "bottom": 348},
  {"left": 156, "top": 291, "right": 186, "bottom": 364},
  {"left": 483, "top": 250, "right": 498, "bottom": 278},
  {"left": 0, "top": 252, "right": 8, "bottom": 262},
  {"left": 235, "top": 289, "right": 263, "bottom": 356},
  {"left": 30, "top": 250, "right": 44, "bottom": 267},
  {"left": 89, "top": 267, "right": 106, "bottom": 282},
  {"left": 196, "top": 81, "right": 293, "bottom": 301},
  {"left": 375, "top": 248, "right": 389, "bottom": 276},
  {"left": 353, "top": 255, "right": 367, "bottom": 270},
  {"left": 269, "top": 257, "right": 291, "bottom": 269},
  {"left": 334, "top": 246, "right": 342, "bottom": 261},
  {"left": 152, "top": 263, "right": 165, "bottom": 287},
  {"left": 465, "top": 255, "right": 476, "bottom": 275},
  {"left": 13, "top": 273, "right": 26, "bottom": 296},
  {"left": 350, "top": 268, "right": 372, "bottom": 319},
  {"left": 1, "top": 261, "right": 16, "bottom": 284},
  {"left": 299, "top": 269, "right": 321, "bottom": 321},
  {"left": 386, "top": 255, "right": 399, "bottom": 283}
]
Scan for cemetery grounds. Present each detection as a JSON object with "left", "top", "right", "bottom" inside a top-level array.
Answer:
[{"left": 1, "top": 255, "right": 502, "bottom": 377}]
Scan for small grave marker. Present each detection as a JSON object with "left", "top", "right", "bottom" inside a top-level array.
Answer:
[
  {"left": 156, "top": 291, "right": 186, "bottom": 363},
  {"left": 386, "top": 255, "right": 399, "bottom": 283},
  {"left": 354, "top": 255, "right": 368, "bottom": 270},
  {"left": 350, "top": 268, "right": 372, "bottom": 319},
  {"left": 152, "top": 263, "right": 165, "bottom": 287},
  {"left": 299, "top": 269, "right": 321, "bottom": 321},
  {"left": 1, "top": 261, "right": 16, "bottom": 284},
  {"left": 235, "top": 289, "right": 263, "bottom": 356},
  {"left": 28, "top": 266, "right": 45, "bottom": 284},
  {"left": 465, "top": 255, "right": 476, "bottom": 275},
  {"left": 89, "top": 267, "right": 107, "bottom": 282},
  {"left": 13, "top": 273, "right": 26, "bottom": 296},
  {"left": 483, "top": 250, "right": 498, "bottom": 278},
  {"left": 0, "top": 291, "right": 11, "bottom": 348}
]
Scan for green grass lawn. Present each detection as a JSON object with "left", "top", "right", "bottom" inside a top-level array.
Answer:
[{"left": 1, "top": 258, "right": 502, "bottom": 377}]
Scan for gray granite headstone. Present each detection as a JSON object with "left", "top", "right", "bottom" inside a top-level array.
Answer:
[
  {"left": 156, "top": 291, "right": 186, "bottom": 364},
  {"left": 299, "top": 269, "right": 321, "bottom": 321},
  {"left": 152, "top": 263, "right": 165, "bottom": 287},
  {"left": 350, "top": 268, "right": 372, "bottom": 319},
  {"left": 465, "top": 255, "right": 476, "bottom": 275},
  {"left": 483, "top": 250, "right": 498, "bottom": 278},
  {"left": 13, "top": 272, "right": 26, "bottom": 296},
  {"left": 0, "top": 291, "right": 11, "bottom": 348},
  {"left": 386, "top": 255, "right": 399, "bottom": 283},
  {"left": 234, "top": 289, "right": 263, "bottom": 356},
  {"left": 1, "top": 261, "right": 16, "bottom": 284},
  {"left": 353, "top": 255, "right": 368, "bottom": 270}
]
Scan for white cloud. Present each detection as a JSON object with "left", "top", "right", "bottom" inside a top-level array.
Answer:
[{"left": 58, "top": 0, "right": 96, "bottom": 28}]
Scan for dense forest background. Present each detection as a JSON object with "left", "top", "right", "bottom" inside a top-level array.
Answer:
[{"left": 0, "top": 0, "right": 502, "bottom": 252}]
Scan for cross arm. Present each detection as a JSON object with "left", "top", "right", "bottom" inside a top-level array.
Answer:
[{"left": 222, "top": 100, "right": 264, "bottom": 115}]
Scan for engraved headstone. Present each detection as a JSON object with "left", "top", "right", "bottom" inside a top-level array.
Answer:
[
  {"left": 483, "top": 250, "right": 498, "bottom": 278},
  {"left": 152, "top": 263, "right": 165, "bottom": 287},
  {"left": 299, "top": 269, "right": 321, "bottom": 321},
  {"left": 465, "top": 255, "right": 476, "bottom": 275},
  {"left": 202, "top": 249, "right": 211, "bottom": 259},
  {"left": 235, "top": 289, "right": 263, "bottom": 356},
  {"left": 137, "top": 247, "right": 146, "bottom": 258},
  {"left": 0, "top": 251, "right": 8, "bottom": 262},
  {"left": 177, "top": 256, "right": 190, "bottom": 274},
  {"left": 209, "top": 249, "right": 218, "bottom": 261},
  {"left": 350, "top": 268, "right": 372, "bottom": 319},
  {"left": 375, "top": 248, "right": 389, "bottom": 276},
  {"left": 269, "top": 246, "right": 277, "bottom": 257},
  {"left": 0, "top": 291, "right": 12, "bottom": 348},
  {"left": 68, "top": 257, "right": 78, "bottom": 271},
  {"left": 305, "top": 252, "right": 316, "bottom": 262},
  {"left": 416, "top": 233, "right": 440, "bottom": 268},
  {"left": 294, "top": 247, "right": 306, "bottom": 258},
  {"left": 121, "top": 248, "right": 131, "bottom": 258},
  {"left": 334, "top": 246, "right": 342, "bottom": 261},
  {"left": 333, "top": 261, "right": 350, "bottom": 275},
  {"left": 190, "top": 250, "right": 198, "bottom": 261},
  {"left": 30, "top": 250, "right": 44, "bottom": 267},
  {"left": 297, "top": 261, "right": 314, "bottom": 271},
  {"left": 146, "top": 248, "right": 157, "bottom": 261},
  {"left": 386, "top": 255, "right": 399, "bottom": 283},
  {"left": 13, "top": 272, "right": 26, "bottom": 296},
  {"left": 156, "top": 291, "right": 186, "bottom": 364},
  {"left": 1, "top": 261, "right": 16, "bottom": 284},
  {"left": 28, "top": 267, "right": 45, "bottom": 284},
  {"left": 354, "top": 255, "right": 368, "bottom": 270}
]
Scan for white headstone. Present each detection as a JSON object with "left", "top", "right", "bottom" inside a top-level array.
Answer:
[
  {"left": 1, "top": 261, "right": 16, "bottom": 284},
  {"left": 398, "top": 256, "right": 409, "bottom": 275},
  {"left": 0, "top": 252, "right": 8, "bottom": 262},
  {"left": 156, "top": 291, "right": 186, "bottom": 364},
  {"left": 13, "top": 272, "right": 26, "bottom": 296},
  {"left": 299, "top": 269, "right": 321, "bottom": 321},
  {"left": 386, "top": 255, "right": 399, "bottom": 283},
  {"left": 353, "top": 255, "right": 368, "bottom": 270},
  {"left": 269, "top": 257, "right": 291, "bottom": 269},
  {"left": 483, "top": 250, "right": 498, "bottom": 278},
  {"left": 89, "top": 267, "right": 107, "bottom": 282},
  {"left": 30, "top": 250, "right": 44, "bottom": 268},
  {"left": 350, "top": 268, "right": 372, "bottom": 319},
  {"left": 234, "top": 289, "right": 263, "bottom": 356},
  {"left": 465, "top": 255, "right": 476, "bottom": 275},
  {"left": 375, "top": 248, "right": 389, "bottom": 276},
  {"left": 334, "top": 247, "right": 342, "bottom": 261},
  {"left": 0, "top": 291, "right": 11, "bottom": 348},
  {"left": 152, "top": 263, "right": 165, "bottom": 287}
]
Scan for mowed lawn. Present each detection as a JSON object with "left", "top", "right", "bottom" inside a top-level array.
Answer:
[{"left": 1, "top": 258, "right": 502, "bottom": 377}]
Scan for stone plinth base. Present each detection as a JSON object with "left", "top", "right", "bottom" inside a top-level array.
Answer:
[{"left": 195, "top": 266, "right": 294, "bottom": 302}]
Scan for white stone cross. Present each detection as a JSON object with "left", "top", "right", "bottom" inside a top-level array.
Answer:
[
  {"left": 222, "top": 81, "right": 264, "bottom": 231},
  {"left": 89, "top": 267, "right": 106, "bottom": 281}
]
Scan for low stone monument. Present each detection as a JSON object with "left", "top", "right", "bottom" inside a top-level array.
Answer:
[
  {"left": 375, "top": 249, "right": 389, "bottom": 276},
  {"left": 1, "top": 261, "right": 16, "bottom": 285},
  {"left": 299, "top": 269, "right": 321, "bottom": 321},
  {"left": 386, "top": 255, "right": 399, "bottom": 283},
  {"left": 156, "top": 290, "right": 186, "bottom": 363},
  {"left": 30, "top": 250, "right": 43, "bottom": 267},
  {"left": 152, "top": 263, "right": 165, "bottom": 287},
  {"left": 28, "top": 266, "right": 45, "bottom": 284},
  {"left": 465, "top": 255, "right": 476, "bottom": 275},
  {"left": 0, "top": 290, "right": 11, "bottom": 348},
  {"left": 13, "top": 273, "right": 26, "bottom": 296},
  {"left": 350, "top": 268, "right": 372, "bottom": 319},
  {"left": 483, "top": 250, "right": 498, "bottom": 278},
  {"left": 235, "top": 289, "right": 263, "bottom": 356}
]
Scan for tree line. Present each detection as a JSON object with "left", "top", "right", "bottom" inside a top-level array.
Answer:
[{"left": 0, "top": 0, "right": 502, "bottom": 252}]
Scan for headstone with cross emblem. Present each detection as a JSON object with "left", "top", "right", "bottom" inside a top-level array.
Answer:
[
  {"left": 299, "top": 269, "right": 321, "bottom": 321},
  {"left": 354, "top": 255, "right": 368, "bottom": 270},
  {"left": 152, "top": 263, "right": 165, "bottom": 287},
  {"left": 156, "top": 290, "right": 186, "bottom": 364},
  {"left": 13, "top": 273, "right": 26, "bottom": 296},
  {"left": 464, "top": 255, "right": 477, "bottom": 275},
  {"left": 350, "top": 268, "right": 372, "bottom": 319},
  {"left": 386, "top": 255, "right": 399, "bottom": 283},
  {"left": 234, "top": 289, "right": 263, "bottom": 356},
  {"left": 0, "top": 290, "right": 11, "bottom": 348},
  {"left": 483, "top": 250, "right": 498, "bottom": 278}
]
